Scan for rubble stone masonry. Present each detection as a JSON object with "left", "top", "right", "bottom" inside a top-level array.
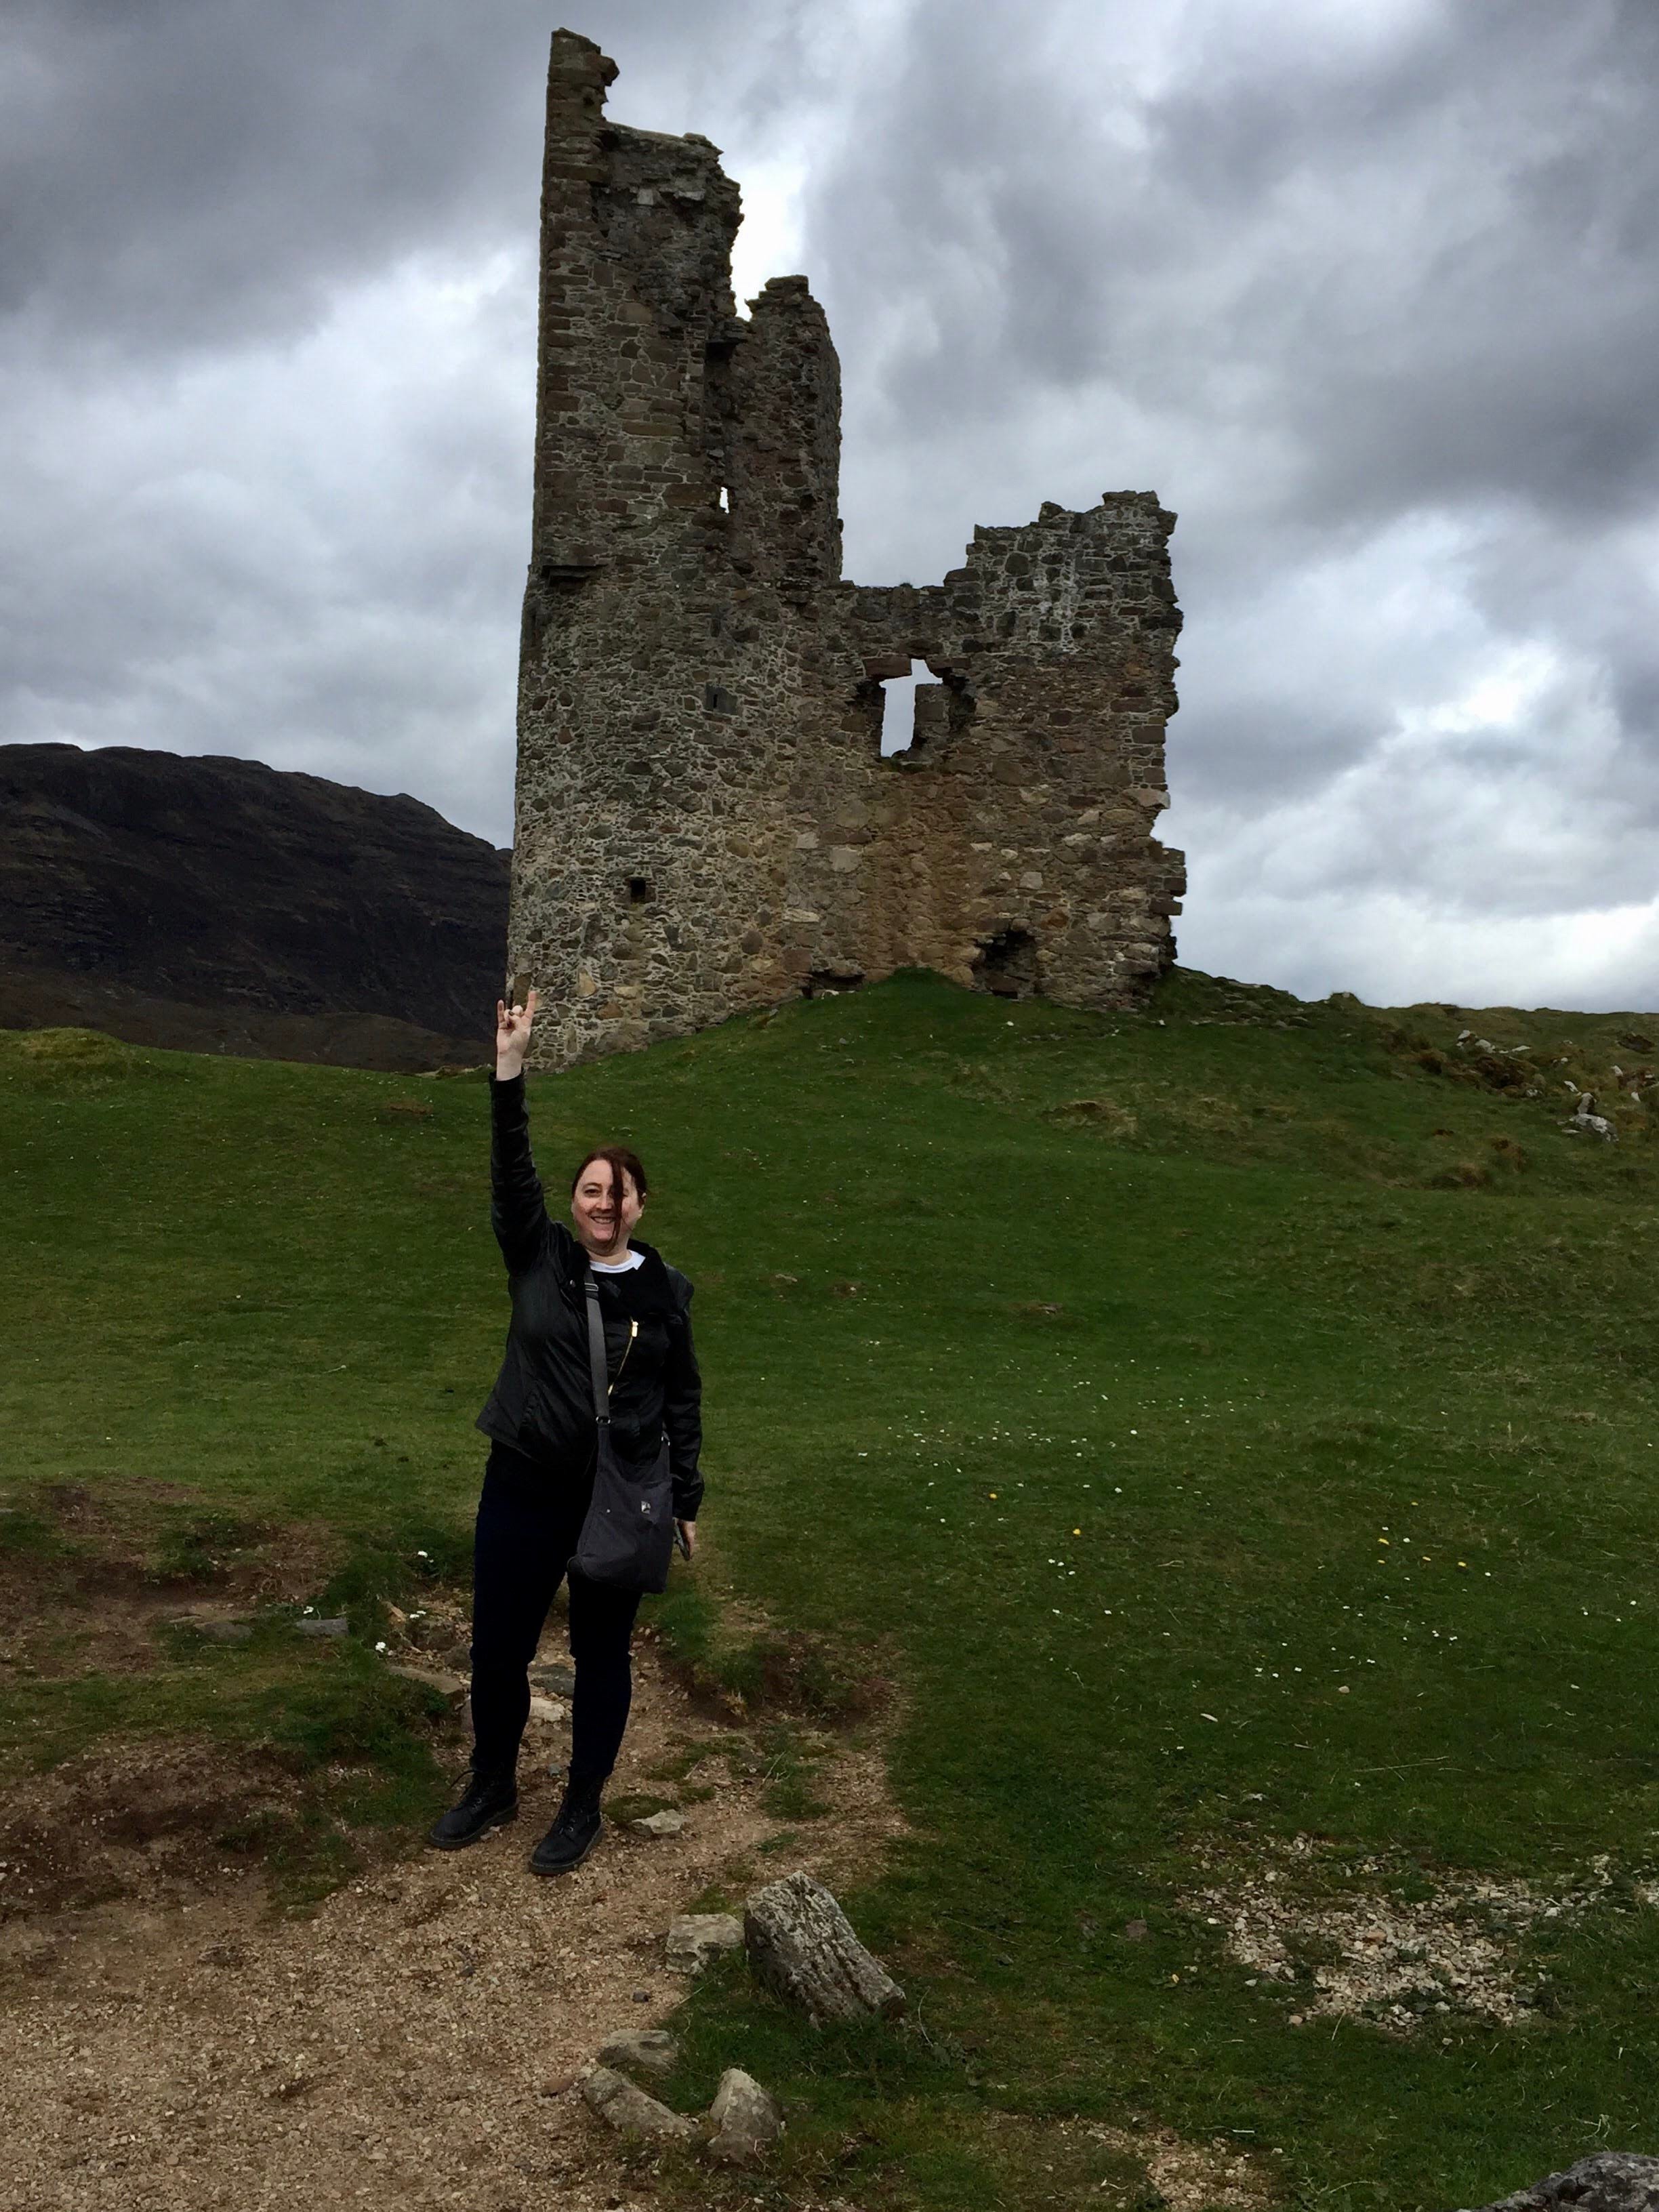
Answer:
[{"left": 510, "top": 30, "right": 1186, "bottom": 1067}]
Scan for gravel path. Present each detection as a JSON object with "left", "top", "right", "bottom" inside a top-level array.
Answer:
[{"left": 0, "top": 1641, "right": 900, "bottom": 2211}]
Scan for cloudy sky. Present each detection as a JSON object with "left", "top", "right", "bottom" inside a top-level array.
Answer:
[{"left": 5, "top": 0, "right": 1657, "bottom": 1010}]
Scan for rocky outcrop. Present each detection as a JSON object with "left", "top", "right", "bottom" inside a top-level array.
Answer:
[
  {"left": 0, "top": 743, "right": 508, "bottom": 1070},
  {"left": 1458, "top": 2154, "right": 1659, "bottom": 2211}
]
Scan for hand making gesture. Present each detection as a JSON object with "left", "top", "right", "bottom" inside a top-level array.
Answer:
[{"left": 495, "top": 987, "right": 538, "bottom": 1079}]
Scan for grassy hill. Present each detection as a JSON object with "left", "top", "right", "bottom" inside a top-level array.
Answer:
[{"left": 3, "top": 968, "right": 1658, "bottom": 2210}]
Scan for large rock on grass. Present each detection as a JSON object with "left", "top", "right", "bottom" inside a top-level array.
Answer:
[
  {"left": 1458, "top": 2154, "right": 1659, "bottom": 2211},
  {"left": 705, "top": 2068, "right": 783, "bottom": 2164},
  {"left": 743, "top": 1870, "right": 905, "bottom": 2024}
]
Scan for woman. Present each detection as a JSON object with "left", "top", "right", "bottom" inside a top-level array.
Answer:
[{"left": 426, "top": 988, "right": 703, "bottom": 1874}]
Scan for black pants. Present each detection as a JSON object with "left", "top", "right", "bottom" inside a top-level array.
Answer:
[{"left": 470, "top": 1444, "right": 642, "bottom": 1788}]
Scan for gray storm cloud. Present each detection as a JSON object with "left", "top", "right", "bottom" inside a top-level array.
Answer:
[{"left": 2, "top": 0, "right": 1656, "bottom": 1008}]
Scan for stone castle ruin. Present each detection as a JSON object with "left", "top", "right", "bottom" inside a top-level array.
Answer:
[{"left": 510, "top": 30, "right": 1185, "bottom": 1067}]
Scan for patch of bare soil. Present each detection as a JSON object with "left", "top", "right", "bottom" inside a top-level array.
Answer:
[
  {"left": 983, "top": 2113, "right": 1275, "bottom": 2211},
  {"left": 1088, "top": 2124, "right": 1275, "bottom": 2212},
  {"left": 0, "top": 1479, "right": 338, "bottom": 1685},
  {"left": 0, "top": 1632, "right": 907, "bottom": 2211},
  {"left": 1195, "top": 1835, "right": 1626, "bottom": 2032},
  {"left": 0, "top": 1738, "right": 305, "bottom": 1922}
]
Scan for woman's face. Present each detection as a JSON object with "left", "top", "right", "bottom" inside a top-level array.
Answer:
[{"left": 571, "top": 1161, "right": 644, "bottom": 1254}]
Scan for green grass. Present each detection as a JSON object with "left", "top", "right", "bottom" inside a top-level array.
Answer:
[{"left": 3, "top": 972, "right": 1658, "bottom": 2207}]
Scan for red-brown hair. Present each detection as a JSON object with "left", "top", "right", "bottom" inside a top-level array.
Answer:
[{"left": 571, "top": 1145, "right": 649, "bottom": 1225}]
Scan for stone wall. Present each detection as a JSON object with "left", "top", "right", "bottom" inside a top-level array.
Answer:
[{"left": 510, "top": 30, "right": 1185, "bottom": 1068}]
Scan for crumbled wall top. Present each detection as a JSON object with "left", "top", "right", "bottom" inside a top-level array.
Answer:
[{"left": 511, "top": 30, "right": 1184, "bottom": 1067}]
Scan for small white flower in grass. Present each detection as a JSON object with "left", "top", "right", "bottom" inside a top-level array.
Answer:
[
  {"left": 375, "top": 1640, "right": 388, "bottom": 1653},
  {"left": 416, "top": 1549, "right": 430, "bottom": 1559}
]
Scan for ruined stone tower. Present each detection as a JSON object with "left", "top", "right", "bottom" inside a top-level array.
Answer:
[{"left": 510, "top": 30, "right": 1185, "bottom": 1067}]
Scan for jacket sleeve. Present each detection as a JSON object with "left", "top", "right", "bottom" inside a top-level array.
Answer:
[
  {"left": 663, "top": 1286, "right": 704, "bottom": 1521},
  {"left": 489, "top": 1073, "right": 549, "bottom": 1274}
]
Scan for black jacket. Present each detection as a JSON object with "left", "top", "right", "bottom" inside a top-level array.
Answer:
[{"left": 474, "top": 1075, "right": 704, "bottom": 1519}]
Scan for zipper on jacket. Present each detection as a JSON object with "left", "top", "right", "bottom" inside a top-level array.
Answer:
[{"left": 609, "top": 1319, "right": 638, "bottom": 1397}]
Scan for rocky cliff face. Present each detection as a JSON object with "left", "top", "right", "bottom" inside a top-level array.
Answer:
[{"left": 0, "top": 744, "right": 509, "bottom": 1069}]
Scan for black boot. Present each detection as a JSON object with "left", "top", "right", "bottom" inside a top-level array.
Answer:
[
  {"left": 529, "top": 1774, "right": 605, "bottom": 1876},
  {"left": 426, "top": 1767, "right": 518, "bottom": 1851}
]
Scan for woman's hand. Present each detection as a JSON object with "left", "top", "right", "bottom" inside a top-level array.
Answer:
[
  {"left": 495, "top": 987, "right": 539, "bottom": 1078},
  {"left": 675, "top": 1519, "right": 697, "bottom": 1563}
]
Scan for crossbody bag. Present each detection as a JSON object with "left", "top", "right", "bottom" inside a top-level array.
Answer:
[{"left": 569, "top": 1263, "right": 676, "bottom": 1594}]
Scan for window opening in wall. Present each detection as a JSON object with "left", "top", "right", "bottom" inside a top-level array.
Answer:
[
  {"left": 626, "top": 876, "right": 653, "bottom": 905},
  {"left": 972, "top": 927, "right": 1040, "bottom": 1000},
  {"left": 718, "top": 485, "right": 731, "bottom": 512},
  {"left": 804, "top": 969, "right": 865, "bottom": 998},
  {"left": 880, "top": 658, "right": 943, "bottom": 756}
]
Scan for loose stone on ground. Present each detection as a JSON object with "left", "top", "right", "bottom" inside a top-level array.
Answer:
[
  {"left": 705, "top": 2067, "right": 783, "bottom": 2165},
  {"left": 580, "top": 2066, "right": 696, "bottom": 2144},
  {"left": 596, "top": 2028, "right": 677, "bottom": 2078},
  {"left": 630, "top": 1809, "right": 686, "bottom": 1838},
  {"left": 666, "top": 1912, "right": 745, "bottom": 1973}
]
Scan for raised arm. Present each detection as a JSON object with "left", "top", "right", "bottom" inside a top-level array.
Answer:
[{"left": 489, "top": 989, "right": 548, "bottom": 1273}]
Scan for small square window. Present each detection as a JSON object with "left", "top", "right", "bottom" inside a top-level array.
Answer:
[{"left": 627, "top": 876, "right": 653, "bottom": 904}]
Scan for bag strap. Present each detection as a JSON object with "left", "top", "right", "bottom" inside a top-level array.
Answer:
[{"left": 582, "top": 1267, "right": 611, "bottom": 1429}]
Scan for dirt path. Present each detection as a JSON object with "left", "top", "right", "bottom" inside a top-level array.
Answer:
[{"left": 0, "top": 1639, "right": 901, "bottom": 2211}]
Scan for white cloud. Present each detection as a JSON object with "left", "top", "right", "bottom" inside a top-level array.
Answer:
[
  {"left": 3, "top": 0, "right": 1658, "bottom": 1011},
  {"left": 3, "top": 245, "right": 535, "bottom": 838}
]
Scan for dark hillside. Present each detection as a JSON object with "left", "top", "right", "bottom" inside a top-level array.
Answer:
[{"left": 0, "top": 743, "right": 509, "bottom": 1069}]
